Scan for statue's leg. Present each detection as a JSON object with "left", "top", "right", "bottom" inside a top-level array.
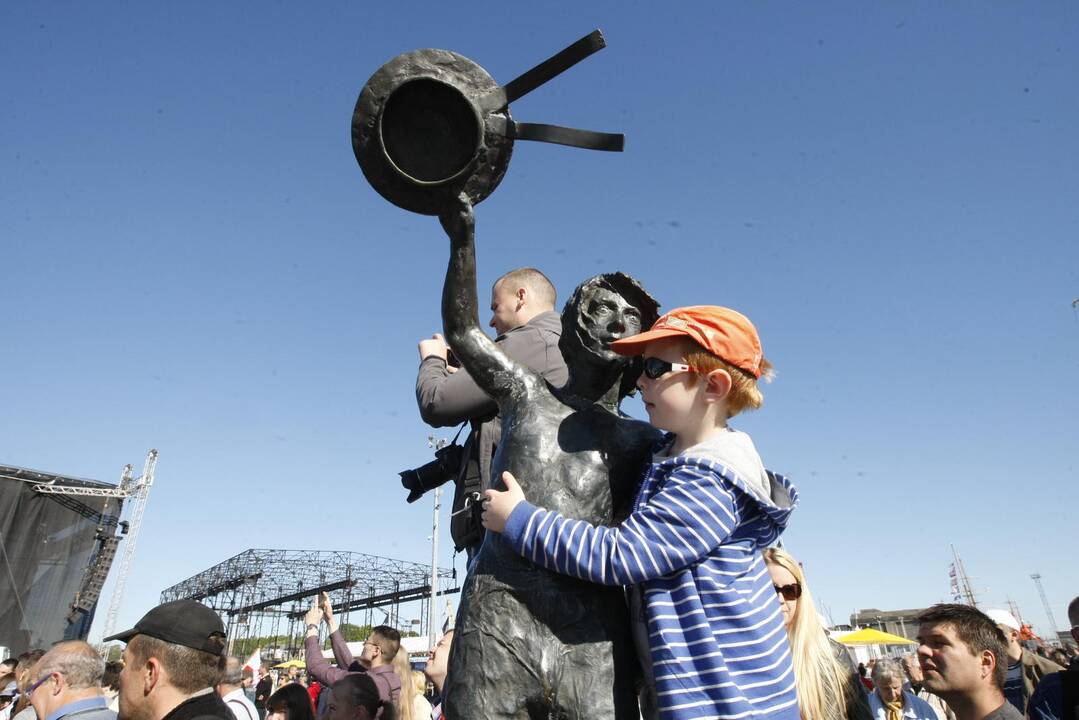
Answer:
[
  {"left": 444, "top": 572, "right": 558, "bottom": 719},
  {"left": 550, "top": 598, "right": 640, "bottom": 720}
]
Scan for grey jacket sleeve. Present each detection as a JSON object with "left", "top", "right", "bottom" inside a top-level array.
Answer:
[
  {"left": 415, "top": 356, "right": 497, "bottom": 427},
  {"left": 415, "top": 319, "right": 564, "bottom": 427}
]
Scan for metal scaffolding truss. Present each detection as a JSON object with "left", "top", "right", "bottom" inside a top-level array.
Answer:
[{"left": 159, "top": 548, "right": 458, "bottom": 654}]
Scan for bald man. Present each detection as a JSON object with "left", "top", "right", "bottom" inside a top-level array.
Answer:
[
  {"left": 27, "top": 641, "right": 116, "bottom": 720},
  {"left": 414, "top": 267, "right": 567, "bottom": 554}
]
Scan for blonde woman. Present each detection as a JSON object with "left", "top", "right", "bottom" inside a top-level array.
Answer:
[
  {"left": 408, "top": 671, "right": 432, "bottom": 720},
  {"left": 764, "top": 547, "right": 872, "bottom": 720},
  {"left": 389, "top": 645, "right": 416, "bottom": 720}
]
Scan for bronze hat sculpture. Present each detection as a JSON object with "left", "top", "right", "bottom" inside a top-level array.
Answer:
[{"left": 352, "top": 30, "right": 624, "bottom": 215}]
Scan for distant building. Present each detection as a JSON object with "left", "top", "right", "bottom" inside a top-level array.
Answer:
[{"left": 849, "top": 608, "right": 928, "bottom": 642}]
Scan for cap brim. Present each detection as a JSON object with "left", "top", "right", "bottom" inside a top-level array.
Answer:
[
  {"left": 102, "top": 628, "right": 137, "bottom": 643},
  {"left": 609, "top": 327, "right": 687, "bottom": 356}
]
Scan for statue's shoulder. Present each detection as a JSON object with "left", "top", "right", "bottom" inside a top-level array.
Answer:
[{"left": 611, "top": 412, "right": 662, "bottom": 448}]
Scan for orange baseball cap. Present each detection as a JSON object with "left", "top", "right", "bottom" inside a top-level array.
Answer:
[{"left": 610, "top": 305, "right": 764, "bottom": 377}]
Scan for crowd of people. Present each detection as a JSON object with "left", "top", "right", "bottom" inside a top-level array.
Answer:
[
  {"left": 3, "top": 261, "right": 1077, "bottom": 720},
  {"left": 0, "top": 596, "right": 458, "bottom": 720},
  {"left": 4, "top": 592, "right": 1075, "bottom": 720}
]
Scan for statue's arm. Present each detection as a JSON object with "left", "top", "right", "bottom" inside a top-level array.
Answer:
[{"left": 439, "top": 197, "right": 529, "bottom": 402}]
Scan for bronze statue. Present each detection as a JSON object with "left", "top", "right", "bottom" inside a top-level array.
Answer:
[
  {"left": 437, "top": 197, "right": 661, "bottom": 719},
  {"left": 351, "top": 30, "right": 625, "bottom": 216}
]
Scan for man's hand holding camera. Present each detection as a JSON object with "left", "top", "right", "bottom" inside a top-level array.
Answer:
[{"left": 418, "top": 333, "right": 457, "bottom": 372}]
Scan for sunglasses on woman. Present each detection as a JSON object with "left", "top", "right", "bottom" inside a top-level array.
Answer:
[
  {"left": 773, "top": 582, "right": 802, "bottom": 601},
  {"left": 642, "top": 357, "right": 698, "bottom": 379}
]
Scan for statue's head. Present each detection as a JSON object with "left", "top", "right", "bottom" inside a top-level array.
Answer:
[{"left": 560, "top": 272, "right": 660, "bottom": 396}]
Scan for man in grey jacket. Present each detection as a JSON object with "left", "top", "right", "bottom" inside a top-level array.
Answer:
[
  {"left": 415, "top": 267, "right": 568, "bottom": 552},
  {"left": 27, "top": 641, "right": 116, "bottom": 720}
]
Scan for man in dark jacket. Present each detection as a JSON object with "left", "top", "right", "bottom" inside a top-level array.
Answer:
[
  {"left": 1027, "top": 595, "right": 1079, "bottom": 720},
  {"left": 107, "top": 600, "right": 232, "bottom": 720},
  {"left": 252, "top": 667, "right": 272, "bottom": 720},
  {"left": 415, "top": 266, "right": 568, "bottom": 552}
]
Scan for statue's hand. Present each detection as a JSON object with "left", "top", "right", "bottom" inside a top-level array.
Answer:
[
  {"left": 481, "top": 471, "right": 527, "bottom": 534},
  {"left": 438, "top": 193, "right": 474, "bottom": 244}
]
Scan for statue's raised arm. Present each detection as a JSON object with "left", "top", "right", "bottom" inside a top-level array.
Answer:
[{"left": 438, "top": 195, "right": 533, "bottom": 403}]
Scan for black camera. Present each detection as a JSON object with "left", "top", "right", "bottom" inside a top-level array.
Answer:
[{"left": 400, "top": 443, "right": 464, "bottom": 503}]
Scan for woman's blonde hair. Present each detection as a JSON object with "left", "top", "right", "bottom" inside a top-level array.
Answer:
[
  {"left": 390, "top": 643, "right": 416, "bottom": 720},
  {"left": 764, "top": 547, "right": 864, "bottom": 720}
]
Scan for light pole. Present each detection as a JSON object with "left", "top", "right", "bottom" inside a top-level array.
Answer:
[{"left": 427, "top": 436, "right": 447, "bottom": 649}]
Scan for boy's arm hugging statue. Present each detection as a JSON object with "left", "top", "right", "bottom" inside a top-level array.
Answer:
[{"left": 437, "top": 195, "right": 662, "bottom": 720}]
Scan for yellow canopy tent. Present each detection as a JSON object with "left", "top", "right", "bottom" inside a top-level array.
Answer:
[
  {"left": 273, "top": 659, "right": 306, "bottom": 669},
  {"left": 836, "top": 628, "right": 916, "bottom": 646}
]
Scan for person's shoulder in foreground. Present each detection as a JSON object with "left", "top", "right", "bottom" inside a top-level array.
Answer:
[{"left": 981, "top": 700, "right": 1024, "bottom": 720}]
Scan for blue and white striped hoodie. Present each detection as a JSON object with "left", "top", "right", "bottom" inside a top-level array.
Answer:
[{"left": 501, "top": 430, "right": 800, "bottom": 720}]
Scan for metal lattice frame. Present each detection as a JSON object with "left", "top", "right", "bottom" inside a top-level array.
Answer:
[{"left": 160, "top": 548, "right": 457, "bottom": 654}]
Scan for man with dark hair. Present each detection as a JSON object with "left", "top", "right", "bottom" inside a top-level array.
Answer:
[
  {"left": 9, "top": 649, "right": 46, "bottom": 720},
  {"left": 106, "top": 599, "right": 232, "bottom": 720},
  {"left": 26, "top": 641, "right": 115, "bottom": 720},
  {"left": 302, "top": 603, "right": 400, "bottom": 708},
  {"left": 414, "top": 265, "right": 567, "bottom": 554},
  {"left": 1027, "top": 595, "right": 1079, "bottom": 720},
  {"left": 916, "top": 604, "right": 1021, "bottom": 720},
  {"left": 0, "top": 659, "right": 16, "bottom": 696},
  {"left": 253, "top": 666, "right": 272, "bottom": 720},
  {"left": 326, "top": 674, "right": 393, "bottom": 720}
]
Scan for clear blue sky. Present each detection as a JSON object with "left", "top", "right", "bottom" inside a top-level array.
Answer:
[{"left": 3, "top": 2, "right": 1077, "bottom": 642}]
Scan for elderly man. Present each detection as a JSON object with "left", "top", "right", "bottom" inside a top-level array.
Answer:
[
  {"left": 423, "top": 630, "right": 453, "bottom": 720},
  {"left": 868, "top": 657, "right": 937, "bottom": 720},
  {"left": 217, "top": 658, "right": 258, "bottom": 720},
  {"left": 983, "top": 608, "right": 1062, "bottom": 713},
  {"left": 916, "top": 604, "right": 1021, "bottom": 720},
  {"left": 106, "top": 599, "right": 232, "bottom": 720},
  {"left": 26, "top": 641, "right": 115, "bottom": 720}
]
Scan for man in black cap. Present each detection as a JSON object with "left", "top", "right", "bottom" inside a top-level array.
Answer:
[{"left": 106, "top": 599, "right": 232, "bottom": 720}]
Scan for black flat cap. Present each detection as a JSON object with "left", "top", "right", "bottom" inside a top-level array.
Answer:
[{"left": 104, "top": 599, "right": 225, "bottom": 655}]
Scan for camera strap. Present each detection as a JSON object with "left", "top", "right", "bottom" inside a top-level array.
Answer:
[{"left": 449, "top": 422, "right": 467, "bottom": 446}]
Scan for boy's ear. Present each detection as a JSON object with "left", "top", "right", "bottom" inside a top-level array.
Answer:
[{"left": 703, "top": 369, "right": 732, "bottom": 402}]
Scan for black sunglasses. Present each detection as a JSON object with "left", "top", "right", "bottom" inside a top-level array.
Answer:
[
  {"left": 642, "top": 357, "right": 697, "bottom": 380},
  {"left": 774, "top": 582, "right": 802, "bottom": 602}
]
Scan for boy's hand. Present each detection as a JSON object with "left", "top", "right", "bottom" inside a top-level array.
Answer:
[{"left": 481, "top": 471, "right": 526, "bottom": 533}]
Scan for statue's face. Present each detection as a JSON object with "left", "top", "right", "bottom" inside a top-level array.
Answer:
[{"left": 572, "top": 286, "right": 644, "bottom": 363}]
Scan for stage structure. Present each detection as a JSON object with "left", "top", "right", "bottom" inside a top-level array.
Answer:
[
  {"left": 160, "top": 548, "right": 459, "bottom": 658},
  {"left": 0, "top": 450, "right": 157, "bottom": 655}
]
